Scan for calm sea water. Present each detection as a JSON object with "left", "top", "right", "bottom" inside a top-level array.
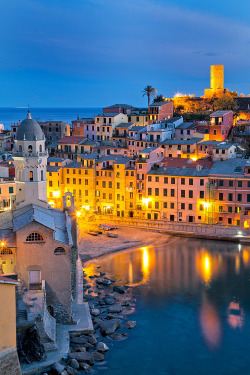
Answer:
[
  {"left": 0, "top": 107, "right": 102, "bottom": 129},
  {"left": 84, "top": 238, "right": 250, "bottom": 375}
]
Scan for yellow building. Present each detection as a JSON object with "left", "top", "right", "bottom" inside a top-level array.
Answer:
[
  {"left": 204, "top": 65, "right": 227, "bottom": 98},
  {"left": 0, "top": 276, "right": 21, "bottom": 375}
]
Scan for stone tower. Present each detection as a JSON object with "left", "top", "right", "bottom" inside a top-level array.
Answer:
[
  {"left": 13, "top": 111, "right": 48, "bottom": 207},
  {"left": 210, "top": 65, "right": 224, "bottom": 91}
]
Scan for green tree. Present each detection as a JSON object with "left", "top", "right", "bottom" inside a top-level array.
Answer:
[
  {"left": 153, "top": 94, "right": 165, "bottom": 103},
  {"left": 214, "top": 95, "right": 236, "bottom": 111},
  {"left": 142, "top": 85, "right": 157, "bottom": 106}
]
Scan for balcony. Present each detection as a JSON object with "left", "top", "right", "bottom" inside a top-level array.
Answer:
[{"left": 13, "top": 151, "right": 48, "bottom": 157}]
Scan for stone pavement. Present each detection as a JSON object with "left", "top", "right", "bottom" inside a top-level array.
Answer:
[{"left": 21, "top": 257, "right": 93, "bottom": 375}]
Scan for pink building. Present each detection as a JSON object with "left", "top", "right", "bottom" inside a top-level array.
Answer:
[
  {"left": 196, "top": 110, "right": 233, "bottom": 141},
  {"left": 103, "top": 104, "right": 136, "bottom": 115},
  {"left": 148, "top": 101, "right": 173, "bottom": 124}
]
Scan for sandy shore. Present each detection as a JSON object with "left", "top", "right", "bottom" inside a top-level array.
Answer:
[{"left": 78, "top": 226, "right": 173, "bottom": 261}]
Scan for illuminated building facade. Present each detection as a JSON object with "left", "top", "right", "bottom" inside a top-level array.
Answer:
[{"left": 204, "top": 65, "right": 228, "bottom": 98}]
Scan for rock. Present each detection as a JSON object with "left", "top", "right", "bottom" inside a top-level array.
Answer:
[
  {"left": 97, "top": 265, "right": 101, "bottom": 268},
  {"left": 61, "top": 371, "right": 68, "bottom": 375},
  {"left": 96, "top": 278, "right": 103, "bottom": 284},
  {"left": 91, "top": 308, "right": 100, "bottom": 317},
  {"left": 100, "top": 319, "right": 121, "bottom": 336},
  {"left": 79, "top": 362, "right": 94, "bottom": 373},
  {"left": 85, "top": 284, "right": 91, "bottom": 289},
  {"left": 68, "top": 359, "right": 79, "bottom": 369},
  {"left": 106, "top": 313, "right": 124, "bottom": 320},
  {"left": 110, "top": 278, "right": 116, "bottom": 283},
  {"left": 89, "top": 275, "right": 95, "bottom": 279},
  {"left": 109, "top": 332, "right": 128, "bottom": 341},
  {"left": 51, "top": 362, "right": 65, "bottom": 374},
  {"left": 88, "top": 289, "right": 93, "bottom": 293},
  {"left": 103, "top": 296, "right": 115, "bottom": 305},
  {"left": 125, "top": 321, "right": 136, "bottom": 329},
  {"left": 113, "top": 285, "right": 126, "bottom": 294},
  {"left": 69, "top": 352, "right": 95, "bottom": 366},
  {"left": 100, "top": 308, "right": 107, "bottom": 314},
  {"left": 108, "top": 304, "right": 122, "bottom": 313},
  {"left": 66, "top": 366, "right": 78, "bottom": 375},
  {"left": 97, "top": 342, "right": 109, "bottom": 353},
  {"left": 102, "top": 279, "right": 111, "bottom": 285},
  {"left": 75, "top": 346, "right": 86, "bottom": 352},
  {"left": 87, "top": 336, "right": 97, "bottom": 345},
  {"left": 93, "top": 351, "right": 105, "bottom": 361},
  {"left": 100, "top": 272, "right": 106, "bottom": 276},
  {"left": 84, "top": 342, "right": 95, "bottom": 349},
  {"left": 121, "top": 300, "right": 130, "bottom": 306},
  {"left": 70, "top": 337, "right": 88, "bottom": 345}
]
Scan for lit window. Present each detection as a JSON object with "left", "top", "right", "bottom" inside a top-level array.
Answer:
[{"left": 54, "top": 247, "right": 66, "bottom": 255}]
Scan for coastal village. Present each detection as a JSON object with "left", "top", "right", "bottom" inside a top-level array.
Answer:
[{"left": 2, "top": 65, "right": 250, "bottom": 374}]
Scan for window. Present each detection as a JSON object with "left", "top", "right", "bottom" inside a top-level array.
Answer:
[
  {"left": 181, "top": 203, "right": 185, "bottom": 209},
  {"left": 148, "top": 188, "right": 152, "bottom": 195},
  {"left": 79, "top": 179, "right": 81, "bottom": 185},
  {"left": 103, "top": 193, "right": 106, "bottom": 199},
  {"left": 219, "top": 193, "right": 223, "bottom": 201},
  {"left": 171, "top": 189, "right": 175, "bottom": 197},
  {"left": 139, "top": 164, "right": 142, "bottom": 169},
  {"left": 238, "top": 181, "right": 242, "bottom": 188},
  {"left": 49, "top": 181, "right": 53, "bottom": 187},
  {"left": 26, "top": 232, "right": 44, "bottom": 242},
  {"left": 41, "top": 170, "right": 44, "bottom": 181},
  {"left": 18, "top": 145, "right": 22, "bottom": 152},
  {"left": 189, "top": 179, "right": 193, "bottom": 186},
  {"left": 155, "top": 188, "right": 159, "bottom": 196},
  {"left": 200, "top": 191, "right": 204, "bottom": 199},
  {"left": 229, "top": 180, "right": 233, "bottom": 187},
  {"left": 228, "top": 218, "right": 232, "bottom": 224},
  {"left": 67, "top": 178, "right": 70, "bottom": 184},
  {"left": 102, "top": 181, "right": 106, "bottom": 188},
  {"left": 163, "top": 202, "right": 167, "bottom": 208},
  {"left": 28, "top": 145, "right": 33, "bottom": 154},
  {"left": 237, "top": 194, "right": 242, "bottom": 202},
  {"left": 228, "top": 193, "right": 233, "bottom": 201},
  {"left": 171, "top": 177, "right": 175, "bottom": 184},
  {"left": 219, "top": 180, "right": 224, "bottom": 186},
  {"left": 9, "top": 187, "right": 14, "bottom": 194},
  {"left": 219, "top": 206, "right": 223, "bottom": 213},
  {"left": 73, "top": 178, "right": 76, "bottom": 184},
  {"left": 85, "top": 190, "right": 88, "bottom": 196},
  {"left": 170, "top": 202, "right": 174, "bottom": 209},
  {"left": 84, "top": 170, "right": 88, "bottom": 175},
  {"left": 148, "top": 176, "right": 152, "bottom": 182},
  {"left": 247, "top": 194, "right": 250, "bottom": 203},
  {"left": 228, "top": 206, "right": 233, "bottom": 213},
  {"left": 248, "top": 181, "right": 250, "bottom": 188},
  {"left": 200, "top": 179, "right": 204, "bottom": 186},
  {"left": 164, "top": 177, "right": 168, "bottom": 184},
  {"left": 155, "top": 176, "right": 159, "bottom": 182},
  {"left": 189, "top": 191, "right": 193, "bottom": 198},
  {"left": 163, "top": 189, "right": 167, "bottom": 196},
  {"left": 188, "top": 204, "right": 193, "bottom": 210},
  {"left": 219, "top": 217, "right": 223, "bottom": 222},
  {"left": 155, "top": 202, "right": 159, "bottom": 209},
  {"left": 85, "top": 179, "right": 88, "bottom": 185},
  {"left": 29, "top": 171, "right": 33, "bottom": 181},
  {"left": 109, "top": 181, "right": 112, "bottom": 188},
  {"left": 181, "top": 190, "right": 185, "bottom": 198},
  {"left": 117, "top": 182, "right": 120, "bottom": 189},
  {"left": 54, "top": 247, "right": 66, "bottom": 255}
]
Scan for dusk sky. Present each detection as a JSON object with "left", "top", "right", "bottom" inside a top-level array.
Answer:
[{"left": 1, "top": 0, "right": 250, "bottom": 107}]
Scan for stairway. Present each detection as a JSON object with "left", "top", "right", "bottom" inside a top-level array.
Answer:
[{"left": 35, "top": 321, "right": 57, "bottom": 352}]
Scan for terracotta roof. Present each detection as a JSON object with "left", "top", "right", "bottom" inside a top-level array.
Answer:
[
  {"left": 161, "top": 157, "right": 213, "bottom": 169},
  {"left": 58, "top": 136, "right": 85, "bottom": 144},
  {"left": 0, "top": 276, "right": 20, "bottom": 285}
]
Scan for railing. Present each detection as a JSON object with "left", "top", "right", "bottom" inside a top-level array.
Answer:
[{"left": 13, "top": 151, "right": 48, "bottom": 157}]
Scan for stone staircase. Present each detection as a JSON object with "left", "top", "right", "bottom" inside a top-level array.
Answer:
[{"left": 35, "top": 321, "right": 58, "bottom": 352}]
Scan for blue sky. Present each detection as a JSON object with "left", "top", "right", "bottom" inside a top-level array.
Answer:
[{"left": 0, "top": 0, "right": 250, "bottom": 107}]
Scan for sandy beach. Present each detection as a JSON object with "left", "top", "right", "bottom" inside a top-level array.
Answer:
[{"left": 78, "top": 225, "right": 173, "bottom": 261}]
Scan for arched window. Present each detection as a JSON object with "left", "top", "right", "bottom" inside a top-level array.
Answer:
[
  {"left": 18, "top": 145, "right": 22, "bottom": 152},
  {"left": 28, "top": 145, "right": 33, "bottom": 154},
  {"left": 1, "top": 248, "right": 13, "bottom": 254},
  {"left": 26, "top": 233, "right": 44, "bottom": 242},
  {"left": 29, "top": 171, "right": 33, "bottom": 181},
  {"left": 41, "top": 170, "right": 44, "bottom": 181},
  {"left": 54, "top": 247, "right": 66, "bottom": 255},
  {"left": 39, "top": 144, "right": 42, "bottom": 152}
]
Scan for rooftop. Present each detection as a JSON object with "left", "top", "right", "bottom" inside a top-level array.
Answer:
[
  {"left": 104, "top": 104, "right": 136, "bottom": 109},
  {"left": 149, "top": 101, "right": 170, "bottom": 107},
  {"left": 176, "top": 122, "right": 196, "bottom": 130},
  {"left": 58, "top": 136, "right": 85, "bottom": 145},
  {"left": 160, "top": 137, "right": 202, "bottom": 145},
  {"left": 210, "top": 110, "right": 233, "bottom": 117}
]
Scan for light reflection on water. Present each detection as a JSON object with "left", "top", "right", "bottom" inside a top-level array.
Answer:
[{"left": 84, "top": 238, "right": 250, "bottom": 375}]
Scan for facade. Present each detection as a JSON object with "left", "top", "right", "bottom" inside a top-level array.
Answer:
[
  {"left": 95, "top": 113, "right": 128, "bottom": 142},
  {"left": 38, "top": 121, "right": 70, "bottom": 147},
  {"left": 204, "top": 65, "right": 228, "bottom": 98},
  {"left": 72, "top": 118, "right": 95, "bottom": 138},
  {"left": 148, "top": 101, "right": 173, "bottom": 123},
  {"left": 0, "top": 277, "right": 21, "bottom": 375},
  {"left": 196, "top": 110, "right": 234, "bottom": 141}
]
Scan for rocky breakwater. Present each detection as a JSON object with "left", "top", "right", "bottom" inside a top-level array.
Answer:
[{"left": 42, "top": 266, "right": 137, "bottom": 374}]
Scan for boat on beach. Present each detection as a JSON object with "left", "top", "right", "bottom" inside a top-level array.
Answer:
[
  {"left": 99, "top": 224, "right": 119, "bottom": 231},
  {"left": 106, "top": 232, "right": 119, "bottom": 238},
  {"left": 88, "top": 230, "right": 98, "bottom": 236}
]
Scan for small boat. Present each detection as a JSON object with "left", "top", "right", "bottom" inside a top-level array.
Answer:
[
  {"left": 88, "top": 231, "right": 98, "bottom": 236},
  {"left": 106, "top": 232, "right": 119, "bottom": 238}
]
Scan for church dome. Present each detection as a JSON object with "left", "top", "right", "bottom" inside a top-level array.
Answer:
[{"left": 16, "top": 111, "right": 44, "bottom": 141}]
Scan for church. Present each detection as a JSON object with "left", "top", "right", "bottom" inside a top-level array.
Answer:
[{"left": 0, "top": 111, "right": 77, "bottom": 323}]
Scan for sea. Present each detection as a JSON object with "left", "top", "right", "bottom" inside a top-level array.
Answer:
[
  {"left": 0, "top": 108, "right": 102, "bottom": 129},
  {"left": 84, "top": 238, "right": 250, "bottom": 375}
]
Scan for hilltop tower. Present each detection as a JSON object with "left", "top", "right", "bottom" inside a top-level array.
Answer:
[
  {"left": 204, "top": 65, "right": 227, "bottom": 98},
  {"left": 13, "top": 111, "right": 48, "bottom": 207}
]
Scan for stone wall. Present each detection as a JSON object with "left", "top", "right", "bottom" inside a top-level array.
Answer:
[{"left": 0, "top": 348, "right": 21, "bottom": 375}]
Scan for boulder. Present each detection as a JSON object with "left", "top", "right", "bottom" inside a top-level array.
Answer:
[
  {"left": 102, "top": 279, "right": 111, "bottom": 285},
  {"left": 90, "top": 309, "right": 100, "bottom": 317},
  {"left": 87, "top": 336, "right": 97, "bottom": 345},
  {"left": 100, "top": 319, "right": 121, "bottom": 336},
  {"left": 96, "top": 278, "right": 103, "bottom": 284},
  {"left": 70, "top": 337, "right": 88, "bottom": 345},
  {"left": 75, "top": 346, "right": 86, "bottom": 352},
  {"left": 108, "top": 304, "right": 122, "bottom": 314},
  {"left": 103, "top": 296, "right": 115, "bottom": 305},
  {"left": 106, "top": 313, "right": 124, "bottom": 320},
  {"left": 109, "top": 332, "right": 128, "bottom": 341},
  {"left": 126, "top": 320, "right": 136, "bottom": 329},
  {"left": 79, "top": 362, "right": 94, "bottom": 374},
  {"left": 110, "top": 278, "right": 116, "bottom": 283},
  {"left": 51, "top": 362, "right": 65, "bottom": 374},
  {"left": 89, "top": 275, "right": 95, "bottom": 279},
  {"left": 66, "top": 366, "right": 78, "bottom": 375},
  {"left": 121, "top": 300, "right": 130, "bottom": 306},
  {"left": 68, "top": 359, "right": 79, "bottom": 369},
  {"left": 92, "top": 351, "right": 105, "bottom": 362},
  {"left": 69, "top": 352, "right": 95, "bottom": 366},
  {"left": 97, "top": 342, "right": 109, "bottom": 353},
  {"left": 100, "top": 272, "right": 106, "bottom": 276},
  {"left": 113, "top": 285, "right": 126, "bottom": 294}
]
